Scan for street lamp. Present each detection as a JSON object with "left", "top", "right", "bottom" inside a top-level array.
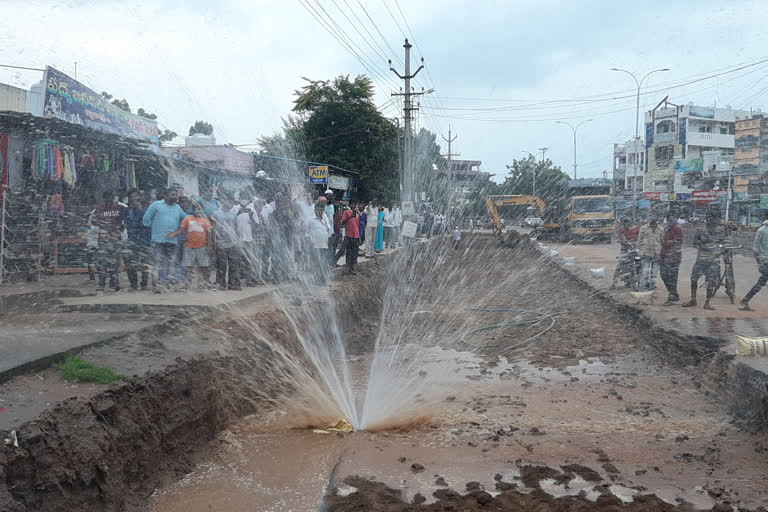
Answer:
[
  {"left": 610, "top": 67, "right": 670, "bottom": 218},
  {"left": 556, "top": 119, "right": 593, "bottom": 179}
]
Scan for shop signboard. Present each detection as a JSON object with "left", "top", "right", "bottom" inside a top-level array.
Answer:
[
  {"left": 42, "top": 66, "right": 159, "bottom": 146},
  {"left": 637, "top": 199, "right": 651, "bottom": 209},
  {"left": 328, "top": 174, "right": 349, "bottom": 190},
  {"left": 308, "top": 165, "right": 327, "bottom": 184},
  {"left": 733, "top": 191, "right": 750, "bottom": 201},
  {"left": 642, "top": 191, "right": 663, "bottom": 201},
  {"left": 692, "top": 190, "right": 727, "bottom": 204},
  {"left": 689, "top": 105, "right": 715, "bottom": 119},
  {"left": 761, "top": 194, "right": 768, "bottom": 209},
  {"left": 676, "top": 193, "right": 692, "bottom": 201},
  {"left": 674, "top": 158, "right": 703, "bottom": 172}
]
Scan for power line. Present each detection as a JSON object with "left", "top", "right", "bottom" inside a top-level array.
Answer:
[
  {"left": 356, "top": 0, "right": 404, "bottom": 67},
  {"left": 296, "top": 0, "right": 399, "bottom": 92},
  {"left": 0, "top": 63, "right": 45, "bottom": 72},
  {"left": 313, "top": 0, "right": 402, "bottom": 90},
  {"left": 419, "top": 60, "right": 768, "bottom": 113}
]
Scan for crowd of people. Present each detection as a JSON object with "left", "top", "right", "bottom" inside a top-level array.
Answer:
[
  {"left": 84, "top": 187, "right": 434, "bottom": 294},
  {"left": 612, "top": 211, "right": 768, "bottom": 311}
]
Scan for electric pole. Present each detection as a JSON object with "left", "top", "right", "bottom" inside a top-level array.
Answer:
[
  {"left": 442, "top": 126, "right": 460, "bottom": 223},
  {"left": 536, "top": 147, "right": 549, "bottom": 199},
  {"left": 390, "top": 39, "right": 432, "bottom": 205}
]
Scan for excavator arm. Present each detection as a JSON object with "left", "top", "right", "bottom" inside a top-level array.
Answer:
[{"left": 485, "top": 195, "right": 547, "bottom": 233}]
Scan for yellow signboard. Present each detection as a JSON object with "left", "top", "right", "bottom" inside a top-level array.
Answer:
[{"left": 309, "top": 165, "right": 328, "bottom": 184}]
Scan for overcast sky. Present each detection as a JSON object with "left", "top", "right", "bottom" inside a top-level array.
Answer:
[{"left": 3, "top": 0, "right": 768, "bottom": 182}]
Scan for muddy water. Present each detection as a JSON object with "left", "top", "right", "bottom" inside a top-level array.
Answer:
[{"left": 149, "top": 347, "right": 768, "bottom": 511}]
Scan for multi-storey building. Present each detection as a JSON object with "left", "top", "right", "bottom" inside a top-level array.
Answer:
[{"left": 644, "top": 100, "right": 750, "bottom": 193}]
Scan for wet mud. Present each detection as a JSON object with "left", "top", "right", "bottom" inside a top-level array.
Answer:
[{"left": 3, "top": 234, "right": 768, "bottom": 511}]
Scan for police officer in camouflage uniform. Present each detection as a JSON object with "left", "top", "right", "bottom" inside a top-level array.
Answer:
[{"left": 683, "top": 211, "right": 726, "bottom": 310}]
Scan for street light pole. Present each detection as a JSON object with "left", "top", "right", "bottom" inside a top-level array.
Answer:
[
  {"left": 610, "top": 67, "right": 670, "bottom": 219},
  {"left": 556, "top": 120, "right": 592, "bottom": 179}
]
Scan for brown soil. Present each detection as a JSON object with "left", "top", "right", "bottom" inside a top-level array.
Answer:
[
  {"left": 2, "top": 235, "right": 767, "bottom": 511},
  {"left": 327, "top": 476, "right": 743, "bottom": 511},
  {"left": 0, "top": 357, "right": 255, "bottom": 512}
]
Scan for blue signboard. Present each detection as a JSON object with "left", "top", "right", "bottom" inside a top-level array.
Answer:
[
  {"left": 42, "top": 66, "right": 159, "bottom": 146},
  {"left": 637, "top": 199, "right": 651, "bottom": 209},
  {"left": 676, "top": 193, "right": 692, "bottom": 201}
]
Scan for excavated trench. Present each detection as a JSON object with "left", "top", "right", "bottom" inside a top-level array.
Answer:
[{"left": 2, "top": 234, "right": 767, "bottom": 512}]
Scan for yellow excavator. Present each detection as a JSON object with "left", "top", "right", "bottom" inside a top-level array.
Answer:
[
  {"left": 486, "top": 193, "right": 615, "bottom": 242},
  {"left": 485, "top": 195, "right": 562, "bottom": 240}
]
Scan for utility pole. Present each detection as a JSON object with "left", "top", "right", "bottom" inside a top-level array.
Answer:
[
  {"left": 390, "top": 39, "right": 432, "bottom": 205},
  {"left": 393, "top": 117, "right": 403, "bottom": 199},
  {"left": 442, "top": 126, "right": 459, "bottom": 223}
]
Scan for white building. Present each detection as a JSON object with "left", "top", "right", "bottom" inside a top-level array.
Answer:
[
  {"left": 613, "top": 138, "right": 644, "bottom": 196},
  {"left": 643, "top": 100, "right": 750, "bottom": 192}
]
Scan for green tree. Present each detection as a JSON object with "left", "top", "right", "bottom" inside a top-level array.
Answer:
[
  {"left": 99, "top": 91, "right": 130, "bottom": 112},
  {"left": 292, "top": 75, "right": 401, "bottom": 202},
  {"left": 137, "top": 108, "right": 158, "bottom": 120},
  {"left": 499, "top": 155, "right": 568, "bottom": 203},
  {"left": 257, "top": 115, "right": 306, "bottom": 158},
  {"left": 189, "top": 120, "right": 214, "bottom": 136},
  {"left": 159, "top": 130, "right": 177, "bottom": 144}
]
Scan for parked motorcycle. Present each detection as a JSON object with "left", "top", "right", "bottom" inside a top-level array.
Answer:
[{"left": 611, "top": 244, "right": 642, "bottom": 291}]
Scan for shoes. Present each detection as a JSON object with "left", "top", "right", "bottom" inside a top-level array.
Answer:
[
  {"left": 703, "top": 303, "right": 715, "bottom": 310},
  {"left": 739, "top": 299, "right": 753, "bottom": 311},
  {"left": 228, "top": 285, "right": 242, "bottom": 291},
  {"left": 95, "top": 288, "right": 104, "bottom": 296},
  {"left": 681, "top": 301, "right": 697, "bottom": 308},
  {"left": 152, "top": 287, "right": 162, "bottom": 294}
]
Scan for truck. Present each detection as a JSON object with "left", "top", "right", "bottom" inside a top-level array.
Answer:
[
  {"left": 565, "top": 179, "right": 614, "bottom": 243},
  {"left": 485, "top": 179, "right": 614, "bottom": 243}
]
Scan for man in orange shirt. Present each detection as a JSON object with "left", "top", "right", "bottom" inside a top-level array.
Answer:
[{"left": 167, "top": 202, "right": 213, "bottom": 289}]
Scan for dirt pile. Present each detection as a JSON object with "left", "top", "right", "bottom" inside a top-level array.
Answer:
[{"left": 1, "top": 357, "right": 255, "bottom": 512}]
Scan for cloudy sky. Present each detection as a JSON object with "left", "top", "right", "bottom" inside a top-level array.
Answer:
[{"left": 3, "top": 0, "right": 768, "bottom": 181}]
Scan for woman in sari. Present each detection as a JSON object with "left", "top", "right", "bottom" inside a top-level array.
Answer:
[{"left": 374, "top": 206, "right": 385, "bottom": 252}]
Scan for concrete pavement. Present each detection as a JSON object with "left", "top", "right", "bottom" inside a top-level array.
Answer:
[
  {"left": 0, "top": 243, "right": 401, "bottom": 383},
  {"left": 531, "top": 234, "right": 768, "bottom": 375}
]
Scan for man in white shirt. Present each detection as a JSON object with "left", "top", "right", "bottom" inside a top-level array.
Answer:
[
  {"left": 393, "top": 205, "right": 403, "bottom": 248},
  {"left": 435, "top": 212, "right": 445, "bottom": 236},
  {"left": 383, "top": 205, "right": 395, "bottom": 248},
  {"left": 365, "top": 201, "right": 378, "bottom": 257},
  {"left": 309, "top": 201, "right": 332, "bottom": 284},
  {"left": 236, "top": 195, "right": 262, "bottom": 286}
]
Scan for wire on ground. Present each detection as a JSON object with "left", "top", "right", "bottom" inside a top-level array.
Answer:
[{"left": 463, "top": 308, "right": 557, "bottom": 354}]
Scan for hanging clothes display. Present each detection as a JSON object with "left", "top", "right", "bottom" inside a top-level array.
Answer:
[
  {"left": 59, "top": 146, "right": 77, "bottom": 186},
  {"left": 53, "top": 146, "right": 64, "bottom": 181},
  {"left": 124, "top": 159, "right": 137, "bottom": 189},
  {"left": 81, "top": 152, "right": 96, "bottom": 170},
  {"left": 69, "top": 151, "right": 77, "bottom": 184}
]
